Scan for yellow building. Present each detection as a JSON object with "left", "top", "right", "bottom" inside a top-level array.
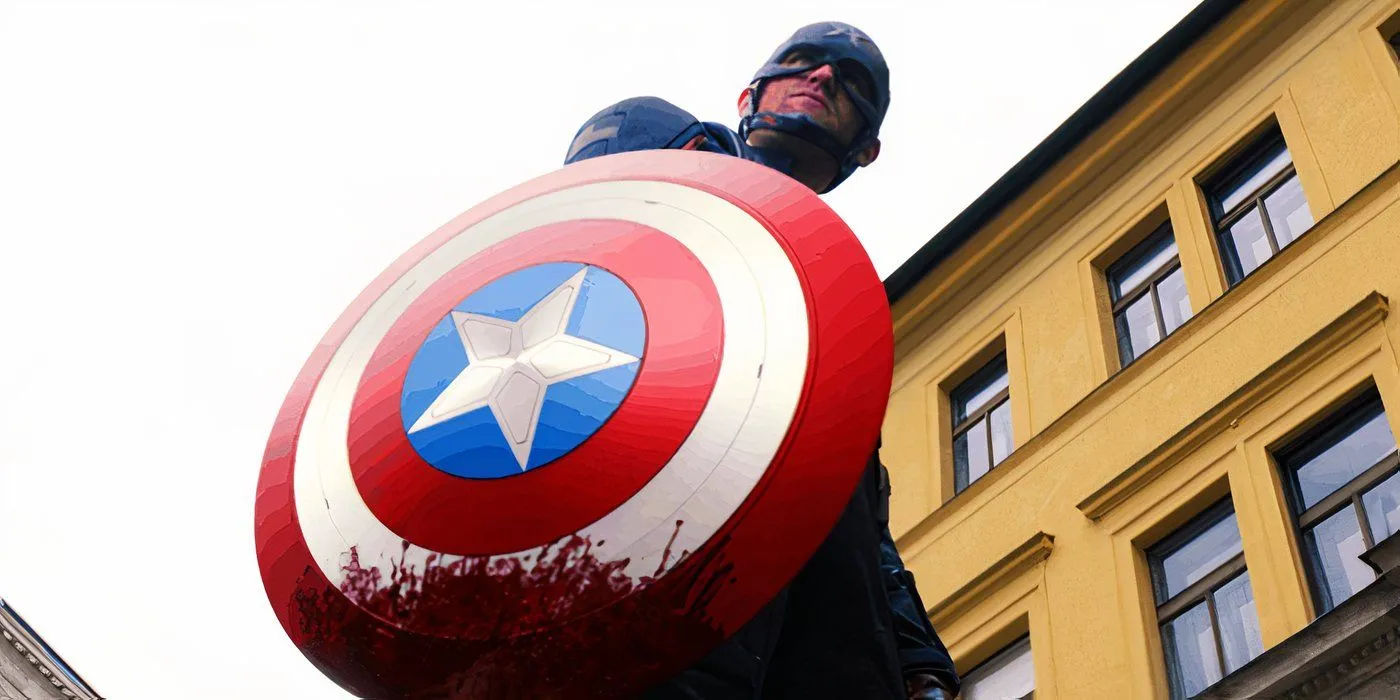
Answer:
[{"left": 880, "top": 0, "right": 1400, "bottom": 697}]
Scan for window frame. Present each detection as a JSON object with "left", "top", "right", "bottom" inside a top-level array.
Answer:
[
  {"left": 950, "top": 352, "right": 1012, "bottom": 494},
  {"left": 1106, "top": 221, "right": 1185, "bottom": 366},
  {"left": 1146, "top": 498, "right": 1251, "bottom": 694},
  {"left": 1276, "top": 390, "right": 1400, "bottom": 613},
  {"left": 1203, "top": 127, "right": 1306, "bottom": 285}
]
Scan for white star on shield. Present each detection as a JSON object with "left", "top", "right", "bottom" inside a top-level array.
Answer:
[{"left": 407, "top": 267, "right": 641, "bottom": 470}]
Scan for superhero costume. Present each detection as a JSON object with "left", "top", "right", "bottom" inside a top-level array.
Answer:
[{"left": 563, "top": 22, "right": 960, "bottom": 700}]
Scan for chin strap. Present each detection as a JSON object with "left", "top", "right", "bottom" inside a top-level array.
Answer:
[{"left": 738, "top": 112, "right": 851, "bottom": 163}]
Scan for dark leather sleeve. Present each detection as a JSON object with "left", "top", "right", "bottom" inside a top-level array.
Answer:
[{"left": 875, "top": 460, "right": 961, "bottom": 696}]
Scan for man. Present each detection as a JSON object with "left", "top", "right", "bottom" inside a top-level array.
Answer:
[{"left": 564, "top": 23, "right": 960, "bottom": 700}]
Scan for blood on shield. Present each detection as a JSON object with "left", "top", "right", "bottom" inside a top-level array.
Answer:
[{"left": 254, "top": 150, "right": 893, "bottom": 698}]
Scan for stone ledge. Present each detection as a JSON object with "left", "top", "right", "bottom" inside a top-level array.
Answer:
[{"left": 1196, "top": 534, "right": 1400, "bottom": 699}]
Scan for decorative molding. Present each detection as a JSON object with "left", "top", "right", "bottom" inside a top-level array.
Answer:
[
  {"left": 1362, "top": 530, "right": 1400, "bottom": 585},
  {"left": 927, "top": 531, "right": 1054, "bottom": 629},
  {"left": 1195, "top": 575, "right": 1400, "bottom": 700},
  {"left": 1282, "top": 625, "right": 1400, "bottom": 700},
  {"left": 0, "top": 606, "right": 99, "bottom": 700},
  {"left": 1078, "top": 291, "right": 1390, "bottom": 521},
  {"left": 1, "top": 628, "right": 78, "bottom": 698}
]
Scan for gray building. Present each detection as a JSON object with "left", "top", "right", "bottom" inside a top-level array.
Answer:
[{"left": 0, "top": 600, "right": 100, "bottom": 700}]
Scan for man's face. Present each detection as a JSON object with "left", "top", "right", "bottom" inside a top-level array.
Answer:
[{"left": 753, "top": 49, "right": 875, "bottom": 146}]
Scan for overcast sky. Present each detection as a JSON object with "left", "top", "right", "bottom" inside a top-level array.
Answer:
[{"left": 0, "top": 1, "right": 1202, "bottom": 697}]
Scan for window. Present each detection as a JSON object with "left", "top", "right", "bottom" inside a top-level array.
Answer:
[
  {"left": 1147, "top": 500, "right": 1264, "bottom": 700},
  {"left": 1203, "top": 127, "right": 1314, "bottom": 285},
  {"left": 1278, "top": 391, "right": 1400, "bottom": 614},
  {"left": 1106, "top": 222, "right": 1192, "bottom": 366},
  {"left": 952, "top": 353, "right": 1012, "bottom": 493},
  {"left": 1387, "top": 12, "right": 1400, "bottom": 59},
  {"left": 961, "top": 636, "right": 1034, "bottom": 700},
  {"left": 1383, "top": 11, "right": 1400, "bottom": 62}
]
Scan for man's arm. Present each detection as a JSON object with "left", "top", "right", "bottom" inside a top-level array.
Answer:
[{"left": 875, "top": 459, "right": 961, "bottom": 697}]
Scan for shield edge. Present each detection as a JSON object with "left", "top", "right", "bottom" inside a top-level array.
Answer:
[{"left": 253, "top": 150, "right": 893, "bottom": 698}]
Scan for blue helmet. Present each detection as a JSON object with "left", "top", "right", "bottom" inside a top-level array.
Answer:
[
  {"left": 564, "top": 96, "right": 740, "bottom": 165},
  {"left": 739, "top": 22, "right": 891, "bottom": 192}
]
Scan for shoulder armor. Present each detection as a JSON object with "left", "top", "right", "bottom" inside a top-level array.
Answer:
[{"left": 565, "top": 96, "right": 735, "bottom": 164}]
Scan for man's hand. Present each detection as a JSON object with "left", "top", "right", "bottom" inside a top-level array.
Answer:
[
  {"left": 905, "top": 673, "right": 952, "bottom": 699},
  {"left": 679, "top": 134, "right": 709, "bottom": 151}
]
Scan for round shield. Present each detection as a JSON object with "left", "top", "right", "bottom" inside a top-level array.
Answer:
[{"left": 254, "top": 150, "right": 893, "bottom": 699}]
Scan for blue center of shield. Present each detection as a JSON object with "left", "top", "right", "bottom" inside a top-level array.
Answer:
[{"left": 399, "top": 262, "right": 645, "bottom": 479}]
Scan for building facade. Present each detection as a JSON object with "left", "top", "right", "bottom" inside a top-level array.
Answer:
[
  {"left": 0, "top": 601, "right": 100, "bottom": 700},
  {"left": 882, "top": 0, "right": 1400, "bottom": 698}
]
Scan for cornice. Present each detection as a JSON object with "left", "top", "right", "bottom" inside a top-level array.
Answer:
[
  {"left": 926, "top": 531, "right": 1054, "bottom": 629},
  {"left": 1281, "top": 625, "right": 1400, "bottom": 699},
  {"left": 0, "top": 608, "right": 98, "bottom": 700},
  {"left": 890, "top": 0, "right": 1307, "bottom": 339},
  {"left": 895, "top": 160, "right": 1399, "bottom": 551},
  {"left": 1077, "top": 291, "right": 1390, "bottom": 521}
]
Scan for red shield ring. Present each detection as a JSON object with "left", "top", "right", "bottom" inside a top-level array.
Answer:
[{"left": 254, "top": 150, "right": 894, "bottom": 698}]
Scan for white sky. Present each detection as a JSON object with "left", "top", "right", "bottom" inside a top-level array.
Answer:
[{"left": 0, "top": 1, "right": 1201, "bottom": 697}]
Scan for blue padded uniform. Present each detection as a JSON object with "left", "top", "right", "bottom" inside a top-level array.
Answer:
[{"left": 564, "top": 94, "right": 960, "bottom": 700}]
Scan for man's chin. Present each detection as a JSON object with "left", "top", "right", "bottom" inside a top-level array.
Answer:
[{"left": 747, "top": 129, "right": 840, "bottom": 163}]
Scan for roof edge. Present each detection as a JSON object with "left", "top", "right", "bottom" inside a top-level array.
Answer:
[
  {"left": 883, "top": 0, "right": 1244, "bottom": 304},
  {"left": 0, "top": 598, "right": 102, "bottom": 698}
]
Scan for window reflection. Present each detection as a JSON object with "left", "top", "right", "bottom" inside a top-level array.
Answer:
[
  {"left": 1203, "top": 127, "right": 1313, "bottom": 285},
  {"left": 1148, "top": 501, "right": 1263, "bottom": 699},
  {"left": 1278, "top": 392, "right": 1400, "bottom": 613},
  {"left": 1107, "top": 223, "right": 1190, "bottom": 366},
  {"left": 951, "top": 354, "right": 1013, "bottom": 494}
]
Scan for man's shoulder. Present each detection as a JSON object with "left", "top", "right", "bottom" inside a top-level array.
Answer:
[{"left": 564, "top": 96, "right": 739, "bottom": 164}]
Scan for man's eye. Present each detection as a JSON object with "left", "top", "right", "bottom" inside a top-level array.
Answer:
[
  {"left": 847, "top": 78, "right": 873, "bottom": 100},
  {"left": 782, "top": 50, "right": 814, "bottom": 66},
  {"left": 838, "top": 61, "right": 875, "bottom": 100}
]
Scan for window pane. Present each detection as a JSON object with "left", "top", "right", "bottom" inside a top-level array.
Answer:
[
  {"left": 955, "top": 420, "right": 990, "bottom": 492},
  {"left": 1156, "top": 267, "right": 1192, "bottom": 335},
  {"left": 1307, "top": 507, "right": 1376, "bottom": 611},
  {"left": 1115, "top": 294, "right": 1161, "bottom": 365},
  {"left": 1362, "top": 469, "right": 1400, "bottom": 543},
  {"left": 1162, "top": 602, "right": 1222, "bottom": 700},
  {"left": 961, "top": 636, "right": 1034, "bottom": 700},
  {"left": 955, "top": 363, "right": 1010, "bottom": 422},
  {"left": 1222, "top": 207, "right": 1273, "bottom": 281},
  {"left": 990, "top": 399, "right": 1013, "bottom": 465},
  {"left": 1212, "top": 572, "right": 1264, "bottom": 673},
  {"left": 1216, "top": 145, "right": 1292, "bottom": 214},
  {"left": 1111, "top": 232, "right": 1178, "bottom": 300},
  {"left": 1264, "top": 174, "right": 1313, "bottom": 248},
  {"left": 1156, "top": 512, "right": 1244, "bottom": 602},
  {"left": 1295, "top": 410, "right": 1397, "bottom": 510}
]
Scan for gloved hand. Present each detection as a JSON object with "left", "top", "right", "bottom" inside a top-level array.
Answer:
[{"left": 905, "top": 673, "right": 954, "bottom": 699}]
